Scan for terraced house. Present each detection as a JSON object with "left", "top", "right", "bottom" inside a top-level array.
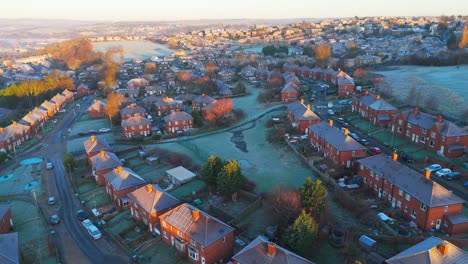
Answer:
[
  {"left": 160, "top": 203, "right": 235, "bottom": 264},
  {"left": 287, "top": 99, "right": 321, "bottom": 134},
  {"left": 89, "top": 150, "right": 122, "bottom": 186},
  {"left": 391, "top": 107, "right": 468, "bottom": 158},
  {"left": 164, "top": 111, "right": 193, "bottom": 134},
  {"left": 357, "top": 154, "right": 466, "bottom": 234},
  {"left": 351, "top": 91, "right": 398, "bottom": 127},
  {"left": 120, "top": 103, "right": 147, "bottom": 120},
  {"left": 104, "top": 166, "right": 146, "bottom": 208},
  {"left": 0, "top": 121, "right": 31, "bottom": 153}
]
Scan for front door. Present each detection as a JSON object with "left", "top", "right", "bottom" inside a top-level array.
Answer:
[
  {"left": 411, "top": 134, "right": 415, "bottom": 142},
  {"left": 436, "top": 219, "right": 441, "bottom": 230},
  {"left": 378, "top": 189, "right": 382, "bottom": 198},
  {"left": 171, "top": 236, "right": 175, "bottom": 246},
  {"left": 201, "top": 257, "right": 205, "bottom": 264},
  {"left": 415, "top": 135, "right": 419, "bottom": 143},
  {"left": 346, "top": 160, "right": 351, "bottom": 168},
  {"left": 439, "top": 146, "right": 445, "bottom": 156}
]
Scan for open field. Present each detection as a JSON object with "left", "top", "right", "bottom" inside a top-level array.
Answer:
[
  {"left": 70, "top": 117, "right": 110, "bottom": 136},
  {"left": 92, "top": 41, "right": 177, "bottom": 61},
  {"left": 373, "top": 65, "right": 468, "bottom": 118},
  {"left": 0, "top": 163, "right": 44, "bottom": 196}
]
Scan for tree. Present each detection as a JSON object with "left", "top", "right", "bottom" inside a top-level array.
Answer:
[
  {"left": 104, "top": 93, "right": 120, "bottom": 129},
  {"left": 178, "top": 70, "right": 192, "bottom": 82},
  {"left": 262, "top": 45, "right": 277, "bottom": 56},
  {"left": 314, "top": 41, "right": 332, "bottom": 67},
  {"left": 282, "top": 210, "right": 318, "bottom": 256},
  {"left": 144, "top": 63, "right": 157, "bottom": 74},
  {"left": 62, "top": 153, "right": 76, "bottom": 171},
  {"left": 303, "top": 42, "right": 315, "bottom": 57},
  {"left": 205, "top": 62, "right": 218, "bottom": 76},
  {"left": 201, "top": 156, "right": 224, "bottom": 186},
  {"left": 191, "top": 110, "right": 203, "bottom": 127},
  {"left": 217, "top": 160, "right": 244, "bottom": 199},
  {"left": 204, "top": 98, "right": 233, "bottom": 123},
  {"left": 271, "top": 186, "right": 302, "bottom": 229},
  {"left": 299, "top": 177, "right": 328, "bottom": 216},
  {"left": 447, "top": 32, "right": 458, "bottom": 49},
  {"left": 459, "top": 25, "right": 468, "bottom": 49}
]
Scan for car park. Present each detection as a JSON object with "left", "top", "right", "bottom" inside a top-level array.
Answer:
[
  {"left": 48, "top": 197, "right": 56, "bottom": 205},
  {"left": 369, "top": 147, "right": 382, "bottom": 154},
  {"left": 425, "top": 164, "right": 442, "bottom": 172},
  {"left": 444, "top": 172, "right": 461, "bottom": 180},
  {"left": 76, "top": 209, "right": 88, "bottom": 221},
  {"left": 435, "top": 168, "right": 451, "bottom": 177},
  {"left": 87, "top": 225, "right": 102, "bottom": 240},
  {"left": 51, "top": 215, "right": 60, "bottom": 225}
]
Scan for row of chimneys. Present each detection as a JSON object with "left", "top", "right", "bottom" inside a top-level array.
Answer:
[
  {"left": 412, "top": 107, "right": 444, "bottom": 123},
  {"left": 390, "top": 151, "right": 433, "bottom": 180}
]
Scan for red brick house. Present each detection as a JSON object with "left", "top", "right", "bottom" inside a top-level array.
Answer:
[
  {"left": 164, "top": 111, "right": 194, "bottom": 134},
  {"left": 267, "top": 69, "right": 285, "bottom": 86},
  {"left": 104, "top": 166, "right": 146, "bottom": 208},
  {"left": 255, "top": 68, "right": 269, "bottom": 81},
  {"left": 337, "top": 74, "right": 355, "bottom": 97},
  {"left": 391, "top": 107, "right": 468, "bottom": 158},
  {"left": 83, "top": 135, "right": 112, "bottom": 163},
  {"left": 160, "top": 203, "right": 235, "bottom": 264},
  {"left": 90, "top": 150, "right": 122, "bottom": 186},
  {"left": 281, "top": 82, "right": 299, "bottom": 103},
  {"left": 297, "top": 66, "right": 311, "bottom": 78},
  {"left": 308, "top": 121, "right": 367, "bottom": 168},
  {"left": 192, "top": 94, "right": 216, "bottom": 112},
  {"left": 441, "top": 213, "right": 468, "bottom": 236},
  {"left": 61, "top": 89, "right": 74, "bottom": 102},
  {"left": 19, "top": 110, "right": 44, "bottom": 134},
  {"left": 120, "top": 104, "right": 147, "bottom": 120},
  {"left": 128, "top": 184, "right": 181, "bottom": 234},
  {"left": 0, "top": 121, "right": 31, "bottom": 153},
  {"left": 121, "top": 116, "right": 151, "bottom": 138},
  {"left": 88, "top": 100, "right": 106, "bottom": 119},
  {"left": 0, "top": 205, "right": 13, "bottom": 234},
  {"left": 287, "top": 100, "right": 321, "bottom": 134},
  {"left": 351, "top": 92, "right": 398, "bottom": 127},
  {"left": 283, "top": 62, "right": 299, "bottom": 74},
  {"left": 310, "top": 67, "right": 322, "bottom": 80},
  {"left": 154, "top": 97, "right": 182, "bottom": 116},
  {"left": 77, "top": 84, "right": 95, "bottom": 97},
  {"left": 232, "top": 235, "right": 314, "bottom": 264},
  {"left": 39, "top": 100, "right": 57, "bottom": 117},
  {"left": 241, "top": 65, "right": 256, "bottom": 79},
  {"left": 357, "top": 154, "right": 465, "bottom": 233}
]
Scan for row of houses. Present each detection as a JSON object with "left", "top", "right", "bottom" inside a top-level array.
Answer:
[{"left": 0, "top": 89, "right": 74, "bottom": 153}]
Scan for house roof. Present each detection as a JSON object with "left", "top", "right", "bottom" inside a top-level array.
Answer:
[
  {"left": 164, "top": 111, "right": 193, "bottom": 122},
  {"left": 88, "top": 100, "right": 106, "bottom": 112},
  {"left": 0, "top": 122, "right": 30, "bottom": 142},
  {"left": 120, "top": 104, "right": 147, "bottom": 116},
  {"left": 0, "top": 232, "right": 19, "bottom": 264},
  {"left": 83, "top": 135, "right": 111, "bottom": 155},
  {"left": 308, "top": 121, "right": 366, "bottom": 151},
  {"left": 160, "top": 203, "right": 235, "bottom": 247},
  {"left": 337, "top": 76, "right": 355, "bottom": 86},
  {"left": 400, "top": 109, "right": 468, "bottom": 136},
  {"left": 165, "top": 166, "right": 196, "bottom": 182},
  {"left": 355, "top": 93, "right": 397, "bottom": 111},
  {"left": 19, "top": 111, "right": 42, "bottom": 126},
  {"left": 445, "top": 213, "right": 468, "bottom": 225},
  {"left": 282, "top": 82, "right": 300, "bottom": 93},
  {"left": 128, "top": 184, "right": 180, "bottom": 214},
  {"left": 193, "top": 94, "right": 216, "bottom": 105},
  {"left": 242, "top": 65, "right": 257, "bottom": 72},
  {"left": 121, "top": 116, "right": 151, "bottom": 127},
  {"left": 357, "top": 155, "right": 464, "bottom": 207},
  {"left": 386, "top": 236, "right": 468, "bottom": 264},
  {"left": 233, "top": 235, "right": 315, "bottom": 264},
  {"left": 287, "top": 101, "right": 320, "bottom": 121},
  {"left": 90, "top": 151, "right": 122, "bottom": 171},
  {"left": 103, "top": 166, "right": 146, "bottom": 191}
]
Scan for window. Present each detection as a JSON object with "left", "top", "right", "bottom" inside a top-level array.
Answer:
[
  {"left": 404, "top": 206, "right": 408, "bottom": 212},
  {"left": 363, "top": 178, "right": 367, "bottom": 183},
  {"left": 360, "top": 164, "right": 364, "bottom": 170},
  {"left": 175, "top": 121, "right": 178, "bottom": 125},
  {"left": 352, "top": 151, "right": 356, "bottom": 157},
  {"left": 420, "top": 137, "right": 425, "bottom": 143},
  {"left": 375, "top": 174, "right": 380, "bottom": 181},
  {"left": 191, "top": 240, "right": 196, "bottom": 246},
  {"left": 163, "top": 231, "right": 168, "bottom": 239},
  {"left": 421, "top": 128, "right": 427, "bottom": 133},
  {"left": 374, "top": 185, "right": 378, "bottom": 191},
  {"left": 456, "top": 137, "right": 460, "bottom": 142},
  {"left": 431, "top": 132, "right": 436, "bottom": 138},
  {"left": 162, "top": 221, "right": 167, "bottom": 228},
  {"left": 398, "top": 190, "right": 403, "bottom": 196},
  {"left": 139, "top": 125, "right": 143, "bottom": 129},
  {"left": 444, "top": 206, "right": 448, "bottom": 212},
  {"left": 398, "top": 120, "right": 402, "bottom": 125},
  {"left": 122, "top": 200, "right": 129, "bottom": 207},
  {"left": 388, "top": 195, "right": 391, "bottom": 201},
  {"left": 131, "top": 126, "right": 135, "bottom": 130},
  {"left": 188, "top": 247, "right": 198, "bottom": 261},
  {"left": 201, "top": 246, "right": 205, "bottom": 252},
  {"left": 410, "top": 210, "right": 417, "bottom": 219},
  {"left": 397, "top": 127, "right": 402, "bottom": 133},
  {"left": 444, "top": 221, "right": 449, "bottom": 228},
  {"left": 442, "top": 136, "right": 445, "bottom": 142},
  {"left": 420, "top": 203, "right": 427, "bottom": 211},
  {"left": 384, "top": 180, "right": 387, "bottom": 184},
  {"left": 406, "top": 131, "right": 411, "bottom": 137},
  {"left": 407, "top": 123, "right": 412, "bottom": 128},
  {"left": 429, "top": 141, "right": 435, "bottom": 147},
  {"left": 397, "top": 200, "right": 402, "bottom": 208},
  {"left": 382, "top": 191, "right": 387, "bottom": 197},
  {"left": 223, "top": 237, "right": 226, "bottom": 243},
  {"left": 370, "top": 171, "right": 374, "bottom": 177},
  {"left": 405, "top": 194, "right": 411, "bottom": 201}
]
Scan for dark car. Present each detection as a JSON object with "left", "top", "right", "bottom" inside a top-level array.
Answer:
[
  {"left": 51, "top": 215, "right": 61, "bottom": 225},
  {"left": 444, "top": 172, "right": 461, "bottom": 180},
  {"left": 76, "top": 209, "right": 88, "bottom": 221},
  {"left": 399, "top": 152, "right": 414, "bottom": 163},
  {"left": 78, "top": 132, "right": 89, "bottom": 136}
]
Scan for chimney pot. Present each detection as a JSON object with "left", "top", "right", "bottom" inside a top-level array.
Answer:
[
  {"left": 267, "top": 242, "right": 276, "bottom": 256},
  {"left": 413, "top": 107, "right": 419, "bottom": 115},
  {"left": 117, "top": 166, "right": 123, "bottom": 174},
  {"left": 307, "top": 104, "right": 310, "bottom": 110},
  {"left": 151, "top": 212, "right": 157, "bottom": 218},
  {"left": 90, "top": 135, "right": 96, "bottom": 142},
  {"left": 438, "top": 241, "right": 449, "bottom": 256},
  {"left": 0, "top": 128, "right": 3, "bottom": 133},
  {"left": 145, "top": 184, "right": 153, "bottom": 193},
  {"left": 192, "top": 209, "right": 200, "bottom": 220},
  {"left": 392, "top": 152, "right": 398, "bottom": 161},
  {"left": 425, "top": 169, "right": 431, "bottom": 179},
  {"left": 365, "top": 90, "right": 369, "bottom": 95},
  {"left": 376, "top": 95, "right": 381, "bottom": 100},
  {"left": 343, "top": 128, "right": 349, "bottom": 135},
  {"left": 300, "top": 98, "right": 304, "bottom": 104},
  {"left": 329, "top": 119, "right": 334, "bottom": 127},
  {"left": 100, "top": 150, "right": 105, "bottom": 157},
  {"left": 13, "top": 121, "right": 17, "bottom": 126}
]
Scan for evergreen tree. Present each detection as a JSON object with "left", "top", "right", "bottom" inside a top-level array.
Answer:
[
  {"left": 191, "top": 110, "right": 203, "bottom": 127},
  {"left": 217, "top": 160, "right": 244, "bottom": 198},
  {"left": 299, "top": 177, "right": 328, "bottom": 216},
  {"left": 282, "top": 210, "right": 318, "bottom": 256},
  {"left": 62, "top": 153, "right": 76, "bottom": 171},
  {"left": 201, "top": 156, "right": 224, "bottom": 186}
]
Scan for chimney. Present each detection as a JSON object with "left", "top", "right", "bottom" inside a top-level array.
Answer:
[
  {"left": 425, "top": 169, "right": 431, "bottom": 179},
  {"left": 413, "top": 107, "right": 418, "bottom": 115},
  {"left": 12, "top": 121, "right": 17, "bottom": 126},
  {"left": 376, "top": 95, "right": 381, "bottom": 100},
  {"left": 29, "top": 111, "right": 32, "bottom": 116},
  {"left": 343, "top": 128, "right": 349, "bottom": 135},
  {"left": 300, "top": 98, "right": 304, "bottom": 104},
  {"left": 90, "top": 135, "right": 96, "bottom": 142},
  {"left": 192, "top": 209, "right": 200, "bottom": 220},
  {"left": 267, "top": 242, "right": 276, "bottom": 256},
  {"left": 117, "top": 166, "right": 124, "bottom": 174},
  {"left": 365, "top": 90, "right": 369, "bottom": 95},
  {"left": 438, "top": 241, "right": 449, "bottom": 256},
  {"left": 94, "top": 99, "right": 97, "bottom": 103},
  {"left": 202, "top": 93, "right": 206, "bottom": 97},
  {"left": 35, "top": 107, "right": 38, "bottom": 111},
  {"left": 436, "top": 115, "right": 443, "bottom": 123},
  {"left": 0, "top": 128, "right": 3, "bottom": 133},
  {"left": 151, "top": 212, "right": 157, "bottom": 218},
  {"left": 392, "top": 152, "right": 398, "bottom": 161},
  {"left": 307, "top": 104, "right": 311, "bottom": 110},
  {"left": 145, "top": 184, "right": 153, "bottom": 193},
  {"left": 329, "top": 119, "right": 334, "bottom": 126}
]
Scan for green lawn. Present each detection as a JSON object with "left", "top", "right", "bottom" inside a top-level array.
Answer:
[
  {"left": 169, "top": 180, "right": 206, "bottom": 200},
  {"left": 106, "top": 210, "right": 136, "bottom": 236},
  {"left": 138, "top": 239, "right": 190, "bottom": 264}
]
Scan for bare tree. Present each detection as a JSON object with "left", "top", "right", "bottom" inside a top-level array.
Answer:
[
  {"left": 424, "top": 95, "right": 438, "bottom": 112},
  {"left": 104, "top": 93, "right": 120, "bottom": 129}
]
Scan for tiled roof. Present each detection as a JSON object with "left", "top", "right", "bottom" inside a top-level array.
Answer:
[
  {"left": 281, "top": 82, "right": 299, "bottom": 93},
  {"left": 104, "top": 167, "right": 146, "bottom": 191},
  {"left": 128, "top": 184, "right": 180, "bottom": 214},
  {"left": 287, "top": 101, "right": 320, "bottom": 121},
  {"left": 386, "top": 236, "right": 468, "bottom": 264},
  {"left": 161, "top": 203, "right": 235, "bottom": 247},
  {"left": 164, "top": 111, "right": 193, "bottom": 122},
  {"left": 120, "top": 104, "right": 147, "bottom": 116},
  {"left": 19, "top": 111, "right": 42, "bottom": 126},
  {"left": 357, "top": 155, "right": 464, "bottom": 207},
  {"left": 434, "top": 121, "right": 468, "bottom": 137},
  {"left": 90, "top": 151, "right": 122, "bottom": 171},
  {"left": 308, "top": 121, "right": 366, "bottom": 151},
  {"left": 400, "top": 110, "right": 437, "bottom": 130},
  {"left": 121, "top": 116, "right": 151, "bottom": 127},
  {"left": 0, "top": 122, "right": 29, "bottom": 141},
  {"left": 0, "top": 232, "right": 19, "bottom": 264},
  {"left": 337, "top": 76, "right": 355, "bottom": 86},
  {"left": 233, "top": 235, "right": 314, "bottom": 264},
  {"left": 88, "top": 100, "right": 106, "bottom": 112},
  {"left": 355, "top": 93, "right": 397, "bottom": 111},
  {"left": 83, "top": 136, "right": 111, "bottom": 154},
  {"left": 193, "top": 94, "right": 216, "bottom": 105},
  {"left": 445, "top": 213, "right": 468, "bottom": 225}
]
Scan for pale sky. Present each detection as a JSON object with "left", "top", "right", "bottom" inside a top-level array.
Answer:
[{"left": 2, "top": 0, "right": 467, "bottom": 21}]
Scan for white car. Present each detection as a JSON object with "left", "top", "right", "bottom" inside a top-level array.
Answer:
[
  {"left": 99, "top": 128, "right": 110, "bottom": 133},
  {"left": 87, "top": 225, "right": 102, "bottom": 240},
  {"left": 435, "top": 168, "right": 451, "bottom": 177},
  {"left": 82, "top": 219, "right": 94, "bottom": 229},
  {"left": 46, "top": 162, "right": 53, "bottom": 170},
  {"left": 327, "top": 109, "right": 335, "bottom": 115},
  {"left": 425, "top": 164, "right": 442, "bottom": 172}
]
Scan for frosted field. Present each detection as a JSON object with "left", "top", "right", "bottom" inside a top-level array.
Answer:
[
  {"left": 373, "top": 65, "right": 468, "bottom": 117},
  {"left": 92, "top": 40, "right": 175, "bottom": 61}
]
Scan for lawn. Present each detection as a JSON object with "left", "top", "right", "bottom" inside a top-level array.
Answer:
[
  {"left": 0, "top": 163, "right": 44, "bottom": 196},
  {"left": 235, "top": 205, "right": 277, "bottom": 240},
  {"left": 169, "top": 180, "right": 206, "bottom": 200},
  {"left": 133, "top": 164, "right": 171, "bottom": 182},
  {"left": 106, "top": 210, "right": 136, "bottom": 236},
  {"left": 71, "top": 115, "right": 109, "bottom": 135},
  {"left": 138, "top": 239, "right": 190, "bottom": 264}
]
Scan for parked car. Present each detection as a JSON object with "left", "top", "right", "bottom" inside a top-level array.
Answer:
[
  {"left": 342, "top": 122, "right": 351, "bottom": 128},
  {"left": 315, "top": 105, "right": 327, "bottom": 109},
  {"left": 338, "top": 100, "right": 348, "bottom": 105},
  {"left": 435, "top": 168, "right": 452, "bottom": 177},
  {"left": 58, "top": 109, "right": 66, "bottom": 113},
  {"left": 76, "top": 209, "right": 88, "bottom": 221},
  {"left": 87, "top": 225, "right": 102, "bottom": 240},
  {"left": 88, "top": 129, "right": 98, "bottom": 134},
  {"left": 348, "top": 132, "right": 359, "bottom": 140},
  {"left": 337, "top": 117, "right": 345, "bottom": 123},
  {"left": 444, "top": 172, "right": 461, "bottom": 180},
  {"left": 82, "top": 219, "right": 94, "bottom": 229},
  {"left": 48, "top": 197, "right": 56, "bottom": 205},
  {"left": 46, "top": 162, "right": 53, "bottom": 170},
  {"left": 51, "top": 215, "right": 60, "bottom": 225},
  {"left": 399, "top": 152, "right": 414, "bottom": 163},
  {"left": 425, "top": 164, "right": 442, "bottom": 172},
  {"left": 98, "top": 128, "right": 110, "bottom": 133},
  {"left": 369, "top": 147, "right": 382, "bottom": 154},
  {"left": 464, "top": 182, "right": 468, "bottom": 188},
  {"left": 327, "top": 109, "right": 335, "bottom": 115},
  {"left": 360, "top": 138, "right": 369, "bottom": 145}
]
